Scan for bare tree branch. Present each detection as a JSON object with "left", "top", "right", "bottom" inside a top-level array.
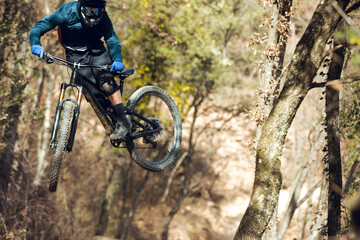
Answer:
[
  {"left": 332, "top": 2, "right": 359, "bottom": 31},
  {"left": 311, "top": 76, "right": 360, "bottom": 89},
  {"left": 346, "top": 0, "right": 360, "bottom": 14},
  {"left": 160, "top": 152, "right": 188, "bottom": 202},
  {"left": 305, "top": 180, "right": 328, "bottom": 240},
  {"left": 296, "top": 180, "right": 323, "bottom": 207}
]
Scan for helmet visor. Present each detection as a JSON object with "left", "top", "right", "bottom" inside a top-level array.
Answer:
[{"left": 81, "top": 6, "right": 104, "bottom": 18}]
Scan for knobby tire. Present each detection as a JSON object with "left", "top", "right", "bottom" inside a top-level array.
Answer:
[
  {"left": 126, "top": 86, "right": 182, "bottom": 172},
  {"left": 49, "top": 101, "right": 73, "bottom": 192}
]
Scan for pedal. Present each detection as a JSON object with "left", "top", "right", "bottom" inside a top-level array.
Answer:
[{"left": 110, "top": 139, "right": 123, "bottom": 148}]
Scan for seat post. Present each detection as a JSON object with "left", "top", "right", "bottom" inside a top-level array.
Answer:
[{"left": 120, "top": 79, "right": 124, "bottom": 96}]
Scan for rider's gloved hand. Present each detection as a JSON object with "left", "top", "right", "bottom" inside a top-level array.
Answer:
[
  {"left": 110, "top": 61, "right": 124, "bottom": 72},
  {"left": 31, "top": 45, "right": 44, "bottom": 58}
]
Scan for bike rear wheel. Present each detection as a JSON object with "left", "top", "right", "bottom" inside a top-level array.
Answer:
[
  {"left": 49, "top": 101, "right": 73, "bottom": 192},
  {"left": 126, "top": 86, "right": 182, "bottom": 171}
]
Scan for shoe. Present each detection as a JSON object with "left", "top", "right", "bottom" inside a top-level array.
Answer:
[{"left": 110, "top": 121, "right": 130, "bottom": 140}]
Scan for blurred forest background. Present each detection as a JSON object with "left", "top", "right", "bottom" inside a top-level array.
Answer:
[{"left": 0, "top": 0, "right": 360, "bottom": 239}]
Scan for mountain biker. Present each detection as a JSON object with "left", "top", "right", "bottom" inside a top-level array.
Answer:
[{"left": 29, "top": 0, "right": 131, "bottom": 141}]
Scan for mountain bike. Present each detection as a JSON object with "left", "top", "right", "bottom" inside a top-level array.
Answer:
[{"left": 42, "top": 52, "right": 182, "bottom": 192}]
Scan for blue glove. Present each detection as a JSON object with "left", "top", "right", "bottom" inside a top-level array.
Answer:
[
  {"left": 110, "top": 61, "right": 124, "bottom": 72},
  {"left": 31, "top": 45, "right": 44, "bottom": 58}
]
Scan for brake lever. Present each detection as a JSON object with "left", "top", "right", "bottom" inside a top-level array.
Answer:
[{"left": 43, "top": 52, "right": 54, "bottom": 64}]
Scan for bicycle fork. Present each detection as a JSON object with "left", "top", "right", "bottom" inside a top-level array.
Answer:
[{"left": 49, "top": 82, "right": 83, "bottom": 152}]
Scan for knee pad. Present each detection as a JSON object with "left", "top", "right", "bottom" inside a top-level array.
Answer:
[{"left": 98, "top": 73, "right": 119, "bottom": 96}]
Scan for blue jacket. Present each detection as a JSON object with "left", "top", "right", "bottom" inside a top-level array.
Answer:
[{"left": 29, "top": 1, "right": 122, "bottom": 62}]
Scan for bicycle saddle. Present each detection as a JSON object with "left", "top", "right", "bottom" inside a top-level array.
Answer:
[{"left": 121, "top": 69, "right": 134, "bottom": 76}]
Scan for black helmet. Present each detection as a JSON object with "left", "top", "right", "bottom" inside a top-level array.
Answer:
[{"left": 78, "top": 0, "right": 107, "bottom": 27}]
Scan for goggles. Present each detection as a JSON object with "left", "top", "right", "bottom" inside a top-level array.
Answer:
[{"left": 81, "top": 6, "right": 104, "bottom": 18}]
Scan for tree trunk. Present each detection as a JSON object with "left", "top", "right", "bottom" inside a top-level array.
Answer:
[
  {"left": 34, "top": 68, "right": 53, "bottom": 185},
  {"left": 276, "top": 128, "right": 325, "bottom": 240},
  {"left": 95, "top": 163, "right": 120, "bottom": 236},
  {"left": 255, "top": 0, "right": 279, "bottom": 146},
  {"left": 326, "top": 39, "right": 345, "bottom": 239},
  {"left": 257, "top": 3, "right": 280, "bottom": 239},
  {"left": 274, "top": 0, "right": 293, "bottom": 83},
  {"left": 33, "top": 0, "right": 54, "bottom": 186},
  {"left": 116, "top": 160, "right": 133, "bottom": 239},
  {"left": 234, "top": 1, "right": 350, "bottom": 239},
  {"left": 258, "top": 2, "right": 293, "bottom": 238},
  {"left": 121, "top": 171, "right": 149, "bottom": 240}
]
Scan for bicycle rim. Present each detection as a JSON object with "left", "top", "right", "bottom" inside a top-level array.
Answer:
[{"left": 126, "top": 86, "right": 182, "bottom": 171}]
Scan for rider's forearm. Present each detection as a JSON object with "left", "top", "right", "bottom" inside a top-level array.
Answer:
[
  {"left": 29, "top": 23, "right": 50, "bottom": 46},
  {"left": 29, "top": 10, "right": 65, "bottom": 46},
  {"left": 106, "top": 40, "right": 123, "bottom": 62}
]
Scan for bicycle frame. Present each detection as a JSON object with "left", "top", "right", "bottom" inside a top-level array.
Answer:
[{"left": 46, "top": 53, "right": 161, "bottom": 151}]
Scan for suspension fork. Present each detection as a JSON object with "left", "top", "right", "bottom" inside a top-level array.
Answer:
[
  {"left": 49, "top": 82, "right": 67, "bottom": 149},
  {"left": 67, "top": 86, "right": 82, "bottom": 152},
  {"left": 49, "top": 82, "right": 83, "bottom": 152}
]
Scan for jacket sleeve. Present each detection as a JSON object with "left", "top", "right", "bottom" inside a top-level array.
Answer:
[
  {"left": 101, "top": 13, "right": 123, "bottom": 62},
  {"left": 29, "top": 7, "right": 67, "bottom": 46}
]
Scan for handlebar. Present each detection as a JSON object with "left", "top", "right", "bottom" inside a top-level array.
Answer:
[{"left": 42, "top": 52, "right": 134, "bottom": 77}]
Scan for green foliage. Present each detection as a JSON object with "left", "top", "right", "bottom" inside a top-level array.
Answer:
[
  {"left": 1, "top": 0, "right": 269, "bottom": 238},
  {"left": 109, "top": 0, "right": 261, "bottom": 117},
  {"left": 335, "top": 27, "right": 360, "bottom": 47}
]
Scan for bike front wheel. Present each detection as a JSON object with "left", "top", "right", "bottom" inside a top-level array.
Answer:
[
  {"left": 49, "top": 101, "right": 73, "bottom": 192},
  {"left": 126, "top": 86, "right": 182, "bottom": 171}
]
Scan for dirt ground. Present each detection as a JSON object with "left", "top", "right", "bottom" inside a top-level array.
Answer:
[{"left": 161, "top": 88, "right": 325, "bottom": 240}]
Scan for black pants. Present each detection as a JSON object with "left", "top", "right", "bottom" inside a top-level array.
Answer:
[{"left": 66, "top": 45, "right": 119, "bottom": 96}]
